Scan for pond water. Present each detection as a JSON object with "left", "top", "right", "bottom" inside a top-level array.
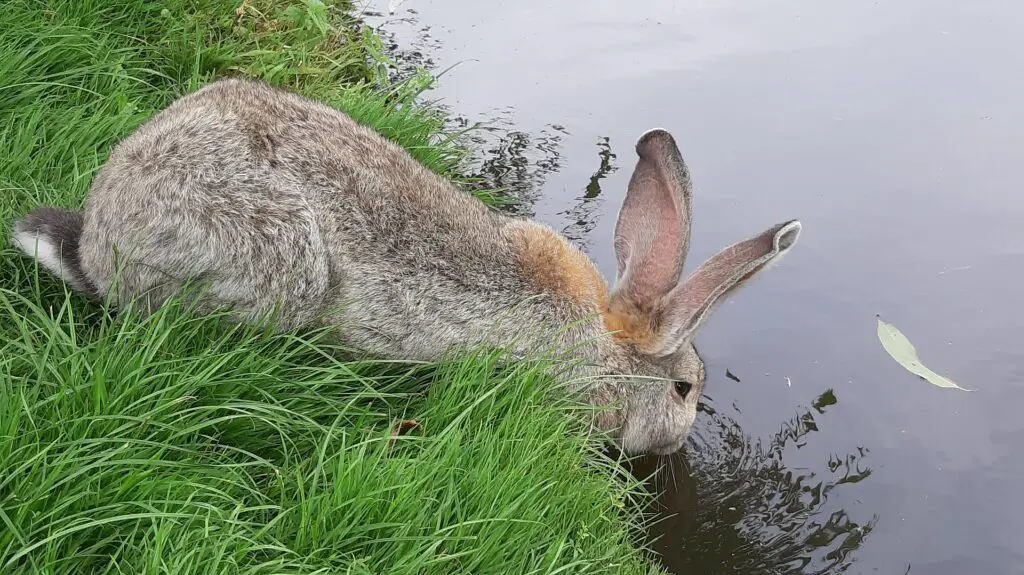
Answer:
[{"left": 364, "top": 1, "right": 1024, "bottom": 573}]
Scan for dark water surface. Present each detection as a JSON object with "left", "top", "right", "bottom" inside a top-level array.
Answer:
[{"left": 365, "top": 1, "right": 1024, "bottom": 573}]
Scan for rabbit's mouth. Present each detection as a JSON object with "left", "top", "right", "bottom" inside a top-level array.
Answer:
[
  {"left": 615, "top": 428, "right": 689, "bottom": 457},
  {"left": 648, "top": 430, "right": 690, "bottom": 456},
  {"left": 650, "top": 441, "right": 686, "bottom": 456}
]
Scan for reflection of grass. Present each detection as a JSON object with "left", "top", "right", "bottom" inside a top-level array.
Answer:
[
  {"left": 634, "top": 390, "right": 878, "bottom": 575},
  {"left": 0, "top": 1, "right": 663, "bottom": 572},
  {"left": 452, "top": 117, "right": 568, "bottom": 214},
  {"left": 560, "top": 137, "right": 617, "bottom": 251}
]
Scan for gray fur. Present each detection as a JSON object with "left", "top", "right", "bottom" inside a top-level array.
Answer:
[{"left": 11, "top": 77, "right": 801, "bottom": 455}]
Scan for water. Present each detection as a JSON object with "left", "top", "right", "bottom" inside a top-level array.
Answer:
[{"left": 362, "top": 1, "right": 1024, "bottom": 573}]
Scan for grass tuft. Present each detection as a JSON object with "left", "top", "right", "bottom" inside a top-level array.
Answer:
[
  {"left": 0, "top": 288, "right": 657, "bottom": 573},
  {"left": 0, "top": 0, "right": 664, "bottom": 573}
]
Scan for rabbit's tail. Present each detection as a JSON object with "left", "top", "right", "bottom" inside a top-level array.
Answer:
[{"left": 11, "top": 206, "right": 98, "bottom": 298}]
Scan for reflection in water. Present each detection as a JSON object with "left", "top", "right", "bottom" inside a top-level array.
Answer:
[
  {"left": 365, "top": 8, "right": 564, "bottom": 216},
  {"left": 560, "top": 137, "right": 617, "bottom": 250},
  {"left": 454, "top": 111, "right": 566, "bottom": 216},
  {"left": 631, "top": 389, "right": 877, "bottom": 575},
  {"left": 367, "top": 9, "right": 571, "bottom": 217},
  {"left": 365, "top": 8, "right": 446, "bottom": 84}
]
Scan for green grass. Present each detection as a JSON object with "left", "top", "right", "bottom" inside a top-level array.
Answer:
[{"left": 0, "top": 0, "right": 663, "bottom": 573}]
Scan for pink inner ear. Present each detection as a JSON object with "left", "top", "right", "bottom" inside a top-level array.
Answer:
[
  {"left": 674, "top": 234, "right": 775, "bottom": 313},
  {"left": 613, "top": 131, "right": 692, "bottom": 305},
  {"left": 664, "top": 221, "right": 797, "bottom": 347}
]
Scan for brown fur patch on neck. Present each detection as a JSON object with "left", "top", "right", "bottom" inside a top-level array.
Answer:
[
  {"left": 602, "top": 297, "right": 657, "bottom": 349},
  {"left": 507, "top": 220, "right": 609, "bottom": 309}
]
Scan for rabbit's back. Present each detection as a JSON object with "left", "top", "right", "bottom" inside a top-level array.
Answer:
[{"left": 78, "top": 78, "right": 557, "bottom": 356}]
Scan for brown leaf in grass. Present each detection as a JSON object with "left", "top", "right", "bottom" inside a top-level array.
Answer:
[{"left": 388, "top": 419, "right": 421, "bottom": 448}]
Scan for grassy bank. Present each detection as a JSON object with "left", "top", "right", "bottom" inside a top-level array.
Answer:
[{"left": 0, "top": 1, "right": 664, "bottom": 573}]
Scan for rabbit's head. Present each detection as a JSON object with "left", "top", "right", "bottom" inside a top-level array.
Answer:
[{"left": 594, "top": 128, "right": 801, "bottom": 455}]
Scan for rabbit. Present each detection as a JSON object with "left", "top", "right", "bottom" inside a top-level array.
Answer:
[{"left": 11, "top": 76, "right": 801, "bottom": 456}]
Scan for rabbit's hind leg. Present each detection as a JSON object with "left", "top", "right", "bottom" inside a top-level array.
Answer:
[{"left": 78, "top": 179, "right": 334, "bottom": 332}]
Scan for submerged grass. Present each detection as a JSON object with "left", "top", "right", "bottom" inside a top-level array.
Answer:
[{"left": 0, "top": 0, "right": 663, "bottom": 573}]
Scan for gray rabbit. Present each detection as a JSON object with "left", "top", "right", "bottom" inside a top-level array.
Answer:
[{"left": 11, "top": 77, "right": 801, "bottom": 455}]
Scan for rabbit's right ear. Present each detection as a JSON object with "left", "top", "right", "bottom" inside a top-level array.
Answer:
[
  {"left": 654, "top": 219, "right": 802, "bottom": 354},
  {"left": 610, "top": 129, "right": 693, "bottom": 305},
  {"left": 606, "top": 129, "right": 802, "bottom": 358}
]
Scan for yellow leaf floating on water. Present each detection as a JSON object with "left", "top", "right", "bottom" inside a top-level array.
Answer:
[{"left": 876, "top": 316, "right": 973, "bottom": 392}]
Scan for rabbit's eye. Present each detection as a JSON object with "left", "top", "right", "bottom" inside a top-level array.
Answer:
[{"left": 673, "top": 380, "right": 693, "bottom": 400}]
